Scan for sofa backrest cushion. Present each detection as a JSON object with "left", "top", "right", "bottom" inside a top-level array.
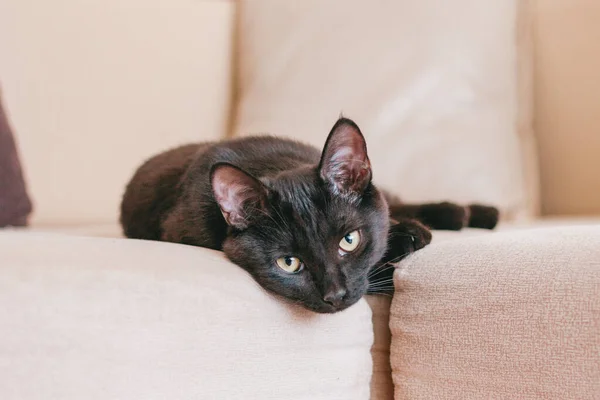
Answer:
[
  {"left": 0, "top": 0, "right": 234, "bottom": 225},
  {"left": 231, "top": 0, "right": 537, "bottom": 220}
]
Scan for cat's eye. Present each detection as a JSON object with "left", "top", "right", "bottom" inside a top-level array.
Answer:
[
  {"left": 339, "top": 230, "right": 361, "bottom": 253},
  {"left": 276, "top": 256, "right": 304, "bottom": 273}
]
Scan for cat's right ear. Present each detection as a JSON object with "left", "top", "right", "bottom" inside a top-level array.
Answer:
[{"left": 210, "top": 163, "right": 268, "bottom": 230}]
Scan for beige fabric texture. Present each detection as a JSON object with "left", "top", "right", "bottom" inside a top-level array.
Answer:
[
  {"left": 0, "top": 225, "right": 394, "bottom": 400},
  {"left": 365, "top": 296, "right": 394, "bottom": 400},
  {"left": 516, "top": 0, "right": 539, "bottom": 218},
  {"left": 0, "top": 232, "right": 373, "bottom": 400},
  {"left": 533, "top": 0, "right": 600, "bottom": 216},
  {"left": 233, "top": 0, "right": 534, "bottom": 220},
  {"left": 0, "top": 0, "right": 234, "bottom": 226},
  {"left": 391, "top": 226, "right": 600, "bottom": 400}
]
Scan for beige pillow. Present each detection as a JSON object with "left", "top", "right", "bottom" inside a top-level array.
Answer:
[
  {"left": 0, "top": 0, "right": 234, "bottom": 226},
  {"left": 232, "top": 0, "right": 536, "bottom": 220},
  {"left": 0, "top": 232, "right": 374, "bottom": 399}
]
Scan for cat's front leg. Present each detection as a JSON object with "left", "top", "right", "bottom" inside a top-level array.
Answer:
[
  {"left": 367, "top": 218, "right": 432, "bottom": 295},
  {"left": 386, "top": 218, "right": 432, "bottom": 260}
]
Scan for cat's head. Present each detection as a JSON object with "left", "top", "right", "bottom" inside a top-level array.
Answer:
[{"left": 211, "top": 118, "right": 389, "bottom": 313}]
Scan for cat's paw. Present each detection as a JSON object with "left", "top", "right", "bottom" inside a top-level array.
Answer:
[
  {"left": 421, "top": 202, "right": 469, "bottom": 231},
  {"left": 467, "top": 204, "right": 500, "bottom": 229},
  {"left": 386, "top": 218, "right": 432, "bottom": 262},
  {"left": 367, "top": 219, "right": 432, "bottom": 296}
]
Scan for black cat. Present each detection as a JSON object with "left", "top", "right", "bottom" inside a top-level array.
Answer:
[{"left": 120, "top": 118, "right": 498, "bottom": 313}]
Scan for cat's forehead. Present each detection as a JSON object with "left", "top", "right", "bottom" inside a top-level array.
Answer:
[
  {"left": 270, "top": 173, "right": 361, "bottom": 232},
  {"left": 273, "top": 175, "right": 323, "bottom": 217},
  {"left": 270, "top": 169, "right": 318, "bottom": 202},
  {"left": 277, "top": 177, "right": 315, "bottom": 200}
]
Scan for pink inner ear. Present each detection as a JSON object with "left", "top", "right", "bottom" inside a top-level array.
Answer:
[
  {"left": 331, "top": 147, "right": 355, "bottom": 164},
  {"left": 211, "top": 165, "right": 266, "bottom": 228},
  {"left": 321, "top": 121, "right": 372, "bottom": 195},
  {"left": 213, "top": 179, "right": 238, "bottom": 214}
]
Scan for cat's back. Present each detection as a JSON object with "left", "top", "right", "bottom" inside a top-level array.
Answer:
[
  {"left": 163, "top": 136, "right": 320, "bottom": 247},
  {"left": 192, "top": 135, "right": 321, "bottom": 177},
  {"left": 120, "top": 135, "right": 321, "bottom": 242},
  {"left": 120, "top": 143, "right": 207, "bottom": 240}
]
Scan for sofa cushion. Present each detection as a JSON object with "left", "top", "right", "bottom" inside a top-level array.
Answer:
[
  {"left": 232, "top": 0, "right": 536, "bottom": 220},
  {"left": 534, "top": 1, "right": 600, "bottom": 215},
  {"left": 391, "top": 226, "right": 600, "bottom": 399},
  {"left": 365, "top": 296, "right": 394, "bottom": 400},
  {"left": 0, "top": 232, "right": 373, "bottom": 400},
  {"left": 0, "top": 89, "right": 32, "bottom": 227},
  {"left": 6, "top": 223, "right": 124, "bottom": 239},
  {"left": 0, "top": 0, "right": 234, "bottom": 226}
]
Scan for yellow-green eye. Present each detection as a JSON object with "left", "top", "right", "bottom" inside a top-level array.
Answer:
[
  {"left": 276, "top": 256, "right": 303, "bottom": 273},
  {"left": 339, "top": 230, "right": 361, "bottom": 253}
]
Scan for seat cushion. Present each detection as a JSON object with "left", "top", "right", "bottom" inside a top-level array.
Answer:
[
  {"left": 390, "top": 225, "right": 600, "bottom": 399},
  {"left": 0, "top": 232, "right": 373, "bottom": 400},
  {"left": 9, "top": 223, "right": 124, "bottom": 239}
]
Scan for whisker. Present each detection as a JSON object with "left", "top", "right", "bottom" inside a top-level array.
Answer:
[
  {"left": 368, "top": 286, "right": 394, "bottom": 292},
  {"left": 368, "top": 278, "right": 395, "bottom": 285},
  {"left": 369, "top": 280, "right": 395, "bottom": 285},
  {"left": 368, "top": 283, "right": 395, "bottom": 290},
  {"left": 368, "top": 251, "right": 412, "bottom": 278},
  {"left": 367, "top": 263, "right": 395, "bottom": 278},
  {"left": 369, "top": 275, "right": 395, "bottom": 282},
  {"left": 389, "top": 232, "right": 416, "bottom": 240},
  {"left": 382, "top": 252, "right": 412, "bottom": 265},
  {"left": 367, "top": 286, "right": 396, "bottom": 294},
  {"left": 366, "top": 291, "right": 393, "bottom": 297},
  {"left": 367, "top": 286, "right": 395, "bottom": 292}
]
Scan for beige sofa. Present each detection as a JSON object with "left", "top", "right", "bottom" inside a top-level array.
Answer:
[{"left": 1, "top": 1, "right": 599, "bottom": 399}]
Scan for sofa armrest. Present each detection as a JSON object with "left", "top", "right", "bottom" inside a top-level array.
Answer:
[
  {"left": 390, "top": 226, "right": 600, "bottom": 399},
  {"left": 0, "top": 232, "right": 373, "bottom": 400}
]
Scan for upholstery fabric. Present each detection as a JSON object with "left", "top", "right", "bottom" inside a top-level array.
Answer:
[
  {"left": 365, "top": 296, "right": 394, "bottom": 400},
  {"left": 0, "top": 89, "right": 32, "bottom": 227},
  {"left": 533, "top": 0, "right": 600, "bottom": 215},
  {"left": 5, "top": 223, "right": 124, "bottom": 238},
  {"left": 0, "top": 224, "right": 395, "bottom": 399},
  {"left": 232, "top": 0, "right": 536, "bottom": 220},
  {"left": 390, "top": 226, "right": 600, "bottom": 399},
  {"left": 0, "top": 0, "right": 234, "bottom": 225},
  {"left": 0, "top": 232, "right": 373, "bottom": 400}
]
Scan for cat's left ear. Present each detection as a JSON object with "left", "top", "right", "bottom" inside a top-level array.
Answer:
[
  {"left": 210, "top": 163, "right": 269, "bottom": 230},
  {"left": 318, "top": 118, "right": 372, "bottom": 197}
]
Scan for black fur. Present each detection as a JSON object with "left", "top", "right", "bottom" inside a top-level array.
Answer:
[
  {"left": 388, "top": 202, "right": 499, "bottom": 231},
  {"left": 121, "top": 118, "right": 498, "bottom": 313}
]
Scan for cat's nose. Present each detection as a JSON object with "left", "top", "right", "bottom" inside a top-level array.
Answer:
[{"left": 323, "top": 288, "right": 347, "bottom": 307}]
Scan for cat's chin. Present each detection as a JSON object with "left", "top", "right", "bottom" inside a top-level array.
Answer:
[
  {"left": 300, "top": 295, "right": 364, "bottom": 314},
  {"left": 310, "top": 304, "right": 352, "bottom": 314}
]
